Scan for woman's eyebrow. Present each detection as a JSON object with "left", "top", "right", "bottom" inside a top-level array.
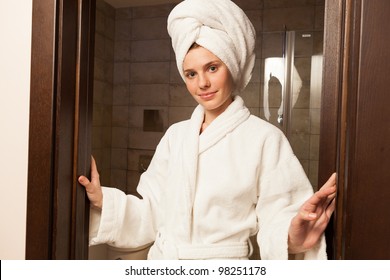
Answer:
[{"left": 184, "top": 60, "right": 221, "bottom": 72}]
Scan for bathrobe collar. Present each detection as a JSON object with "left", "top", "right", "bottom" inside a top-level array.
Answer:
[{"left": 180, "top": 96, "right": 250, "bottom": 239}]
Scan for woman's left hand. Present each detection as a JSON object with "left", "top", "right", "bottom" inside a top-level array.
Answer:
[{"left": 288, "top": 173, "right": 337, "bottom": 254}]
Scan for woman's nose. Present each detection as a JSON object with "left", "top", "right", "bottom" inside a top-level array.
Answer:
[{"left": 198, "top": 73, "right": 210, "bottom": 89}]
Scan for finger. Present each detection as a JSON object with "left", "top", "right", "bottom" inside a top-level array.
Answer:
[
  {"left": 311, "top": 173, "right": 337, "bottom": 204},
  {"left": 91, "top": 156, "right": 99, "bottom": 182},
  {"left": 78, "top": 175, "right": 91, "bottom": 188},
  {"left": 325, "top": 198, "right": 336, "bottom": 217},
  {"left": 322, "top": 173, "right": 337, "bottom": 191}
]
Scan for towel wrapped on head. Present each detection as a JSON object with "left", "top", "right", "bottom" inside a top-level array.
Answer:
[{"left": 167, "top": 0, "right": 256, "bottom": 93}]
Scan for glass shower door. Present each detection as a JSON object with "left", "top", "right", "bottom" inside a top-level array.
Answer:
[{"left": 262, "top": 30, "right": 323, "bottom": 189}]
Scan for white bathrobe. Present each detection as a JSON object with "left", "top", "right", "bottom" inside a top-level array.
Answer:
[{"left": 89, "top": 96, "right": 327, "bottom": 260}]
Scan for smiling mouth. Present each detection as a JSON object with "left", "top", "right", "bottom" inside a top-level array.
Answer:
[{"left": 198, "top": 91, "right": 216, "bottom": 99}]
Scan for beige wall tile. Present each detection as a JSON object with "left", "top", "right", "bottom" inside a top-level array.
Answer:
[
  {"left": 112, "top": 105, "right": 129, "bottom": 127},
  {"left": 289, "top": 133, "right": 310, "bottom": 160},
  {"left": 290, "top": 108, "right": 310, "bottom": 134},
  {"left": 102, "top": 126, "right": 113, "bottom": 147},
  {"left": 111, "top": 148, "right": 128, "bottom": 169},
  {"left": 170, "top": 61, "right": 183, "bottom": 83},
  {"left": 127, "top": 149, "right": 155, "bottom": 171},
  {"left": 105, "top": 16, "right": 116, "bottom": 41},
  {"left": 113, "top": 63, "right": 129, "bottom": 85},
  {"left": 110, "top": 169, "right": 127, "bottom": 192},
  {"left": 112, "top": 127, "right": 128, "bottom": 148},
  {"left": 132, "top": 4, "right": 173, "bottom": 18},
  {"left": 241, "top": 82, "right": 261, "bottom": 107},
  {"left": 128, "top": 128, "right": 164, "bottom": 150},
  {"left": 103, "top": 83, "right": 113, "bottom": 105},
  {"left": 264, "top": 0, "right": 316, "bottom": 8},
  {"left": 115, "top": 7, "right": 132, "bottom": 20},
  {"left": 93, "top": 80, "right": 105, "bottom": 104},
  {"left": 95, "top": 9, "right": 105, "bottom": 35},
  {"left": 313, "top": 31, "right": 324, "bottom": 55},
  {"left": 263, "top": 7, "right": 315, "bottom": 31},
  {"left": 294, "top": 31, "right": 314, "bottom": 57},
  {"left": 262, "top": 32, "right": 284, "bottom": 58},
  {"left": 131, "top": 40, "right": 171, "bottom": 62},
  {"left": 169, "top": 84, "right": 197, "bottom": 107},
  {"left": 105, "top": 38, "right": 114, "bottom": 61},
  {"left": 94, "top": 32, "right": 105, "bottom": 59},
  {"left": 132, "top": 18, "right": 169, "bottom": 40},
  {"left": 115, "top": 19, "right": 131, "bottom": 41},
  {"left": 248, "top": 107, "right": 260, "bottom": 117},
  {"left": 127, "top": 170, "right": 141, "bottom": 195},
  {"left": 113, "top": 84, "right": 129, "bottom": 105},
  {"left": 300, "top": 159, "right": 310, "bottom": 176},
  {"left": 93, "top": 103, "right": 104, "bottom": 126},
  {"left": 294, "top": 57, "right": 312, "bottom": 83},
  {"left": 101, "top": 147, "right": 112, "bottom": 170},
  {"left": 128, "top": 106, "right": 143, "bottom": 128},
  {"left": 130, "top": 84, "right": 170, "bottom": 106},
  {"left": 315, "top": 5, "right": 324, "bottom": 30},
  {"left": 245, "top": 10, "right": 263, "bottom": 34},
  {"left": 168, "top": 106, "right": 195, "bottom": 125},
  {"left": 251, "top": 59, "right": 262, "bottom": 83},
  {"left": 309, "top": 160, "right": 319, "bottom": 189},
  {"left": 292, "top": 82, "right": 310, "bottom": 109},
  {"left": 94, "top": 57, "right": 105, "bottom": 81},
  {"left": 310, "top": 134, "right": 320, "bottom": 160},
  {"left": 233, "top": 0, "right": 263, "bottom": 10},
  {"left": 130, "top": 62, "right": 170, "bottom": 84},
  {"left": 114, "top": 40, "right": 131, "bottom": 62},
  {"left": 92, "top": 126, "right": 103, "bottom": 149}
]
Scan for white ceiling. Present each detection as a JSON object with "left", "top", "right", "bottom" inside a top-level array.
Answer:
[{"left": 104, "top": 0, "right": 181, "bottom": 8}]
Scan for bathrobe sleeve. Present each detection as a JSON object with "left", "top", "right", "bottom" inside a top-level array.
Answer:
[
  {"left": 256, "top": 129, "right": 327, "bottom": 260},
  {"left": 89, "top": 129, "right": 172, "bottom": 249}
]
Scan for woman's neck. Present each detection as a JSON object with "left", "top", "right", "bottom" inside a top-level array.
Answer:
[{"left": 201, "top": 96, "right": 234, "bottom": 133}]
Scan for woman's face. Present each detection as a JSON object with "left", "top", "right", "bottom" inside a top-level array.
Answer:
[{"left": 183, "top": 46, "right": 234, "bottom": 118}]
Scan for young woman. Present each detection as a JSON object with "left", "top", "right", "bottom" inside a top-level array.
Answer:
[{"left": 79, "top": 0, "right": 336, "bottom": 260}]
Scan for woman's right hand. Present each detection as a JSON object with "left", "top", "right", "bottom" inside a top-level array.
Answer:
[{"left": 78, "top": 156, "right": 103, "bottom": 210}]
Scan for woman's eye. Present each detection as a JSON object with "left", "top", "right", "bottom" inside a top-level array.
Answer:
[
  {"left": 209, "top": 66, "right": 217, "bottom": 72},
  {"left": 185, "top": 72, "right": 196, "bottom": 78}
]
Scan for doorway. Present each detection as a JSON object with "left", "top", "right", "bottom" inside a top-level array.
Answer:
[{"left": 89, "top": 0, "right": 326, "bottom": 260}]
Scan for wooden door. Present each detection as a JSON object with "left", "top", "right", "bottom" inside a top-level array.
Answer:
[
  {"left": 26, "top": 0, "right": 95, "bottom": 259},
  {"left": 320, "top": 0, "right": 390, "bottom": 259}
]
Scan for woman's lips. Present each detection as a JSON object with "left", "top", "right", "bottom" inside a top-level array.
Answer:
[{"left": 198, "top": 91, "right": 216, "bottom": 100}]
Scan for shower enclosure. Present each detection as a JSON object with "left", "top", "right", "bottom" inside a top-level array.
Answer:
[{"left": 262, "top": 29, "right": 323, "bottom": 189}]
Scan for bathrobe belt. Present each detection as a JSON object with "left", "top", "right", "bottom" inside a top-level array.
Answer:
[{"left": 154, "top": 232, "right": 253, "bottom": 259}]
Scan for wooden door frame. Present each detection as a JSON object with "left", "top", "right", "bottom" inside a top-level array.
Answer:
[
  {"left": 320, "top": 0, "right": 367, "bottom": 259},
  {"left": 26, "top": 0, "right": 95, "bottom": 259},
  {"left": 318, "top": 0, "right": 345, "bottom": 260}
]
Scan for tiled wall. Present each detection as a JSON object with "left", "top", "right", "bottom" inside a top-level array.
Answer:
[
  {"left": 92, "top": 0, "right": 115, "bottom": 187},
  {"left": 93, "top": 0, "right": 324, "bottom": 193}
]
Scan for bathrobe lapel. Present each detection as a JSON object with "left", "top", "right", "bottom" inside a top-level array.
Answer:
[
  {"left": 199, "top": 96, "right": 250, "bottom": 154},
  {"left": 179, "top": 96, "right": 250, "bottom": 240}
]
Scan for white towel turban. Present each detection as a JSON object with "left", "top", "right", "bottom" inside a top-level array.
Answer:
[{"left": 167, "top": 0, "right": 256, "bottom": 93}]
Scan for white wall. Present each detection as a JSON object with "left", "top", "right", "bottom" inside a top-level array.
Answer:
[{"left": 0, "top": 0, "right": 32, "bottom": 259}]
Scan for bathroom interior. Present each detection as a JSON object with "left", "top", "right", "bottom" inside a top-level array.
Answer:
[{"left": 90, "top": 0, "right": 325, "bottom": 260}]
